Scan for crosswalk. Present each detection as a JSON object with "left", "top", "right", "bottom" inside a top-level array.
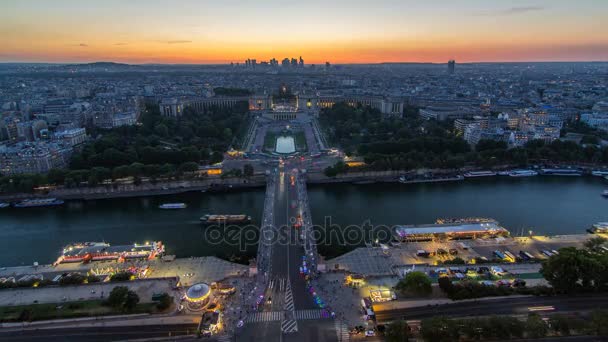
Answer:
[
  {"left": 268, "top": 277, "right": 286, "bottom": 291},
  {"left": 245, "top": 311, "right": 284, "bottom": 323},
  {"left": 294, "top": 309, "right": 329, "bottom": 320},
  {"left": 334, "top": 320, "right": 350, "bottom": 342},
  {"left": 281, "top": 318, "right": 298, "bottom": 334},
  {"left": 284, "top": 279, "right": 294, "bottom": 311}
]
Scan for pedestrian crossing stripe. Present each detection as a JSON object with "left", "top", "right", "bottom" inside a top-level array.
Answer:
[
  {"left": 268, "top": 277, "right": 286, "bottom": 291},
  {"left": 294, "top": 309, "right": 330, "bottom": 320},
  {"left": 281, "top": 319, "right": 298, "bottom": 334},
  {"left": 334, "top": 320, "right": 350, "bottom": 342},
  {"left": 284, "top": 280, "right": 294, "bottom": 311},
  {"left": 245, "top": 311, "right": 285, "bottom": 323}
]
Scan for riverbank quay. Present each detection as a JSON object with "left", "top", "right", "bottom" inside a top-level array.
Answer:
[
  {"left": 325, "top": 234, "right": 594, "bottom": 276},
  {"left": 2, "top": 165, "right": 607, "bottom": 203},
  {"left": 0, "top": 256, "right": 248, "bottom": 287},
  {"left": 0, "top": 175, "right": 266, "bottom": 202}
]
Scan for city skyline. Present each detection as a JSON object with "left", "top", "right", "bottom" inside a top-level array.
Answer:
[{"left": 1, "top": 0, "right": 608, "bottom": 64}]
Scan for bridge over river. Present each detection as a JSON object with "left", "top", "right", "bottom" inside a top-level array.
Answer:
[{"left": 239, "top": 163, "right": 342, "bottom": 342}]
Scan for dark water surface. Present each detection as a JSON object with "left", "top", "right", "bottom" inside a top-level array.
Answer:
[{"left": 1, "top": 177, "right": 606, "bottom": 266}]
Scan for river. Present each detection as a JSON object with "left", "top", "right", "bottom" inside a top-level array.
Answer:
[{"left": 1, "top": 177, "right": 606, "bottom": 266}]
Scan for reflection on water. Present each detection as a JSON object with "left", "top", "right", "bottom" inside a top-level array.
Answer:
[{"left": 0, "top": 177, "right": 606, "bottom": 266}]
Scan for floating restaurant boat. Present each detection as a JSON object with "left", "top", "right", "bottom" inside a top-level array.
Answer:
[
  {"left": 508, "top": 170, "right": 539, "bottom": 177},
  {"left": 394, "top": 219, "right": 509, "bottom": 241},
  {"left": 13, "top": 198, "right": 64, "bottom": 208},
  {"left": 592, "top": 170, "right": 608, "bottom": 177},
  {"left": 589, "top": 222, "right": 608, "bottom": 234},
  {"left": 159, "top": 203, "right": 187, "bottom": 209},
  {"left": 463, "top": 171, "right": 497, "bottom": 178},
  {"left": 540, "top": 168, "right": 582, "bottom": 176},
  {"left": 200, "top": 214, "right": 251, "bottom": 225},
  {"left": 54, "top": 241, "right": 164, "bottom": 265}
]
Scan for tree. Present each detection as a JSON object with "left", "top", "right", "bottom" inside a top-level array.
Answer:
[
  {"left": 549, "top": 314, "right": 571, "bottom": 336},
  {"left": 59, "top": 273, "right": 86, "bottom": 285},
  {"left": 420, "top": 317, "right": 455, "bottom": 341},
  {"left": 125, "top": 289, "right": 140, "bottom": 311},
  {"left": 156, "top": 293, "right": 173, "bottom": 310},
  {"left": 107, "top": 286, "right": 140, "bottom": 312},
  {"left": 384, "top": 320, "right": 409, "bottom": 342},
  {"left": 178, "top": 161, "right": 199, "bottom": 173},
  {"left": 107, "top": 286, "right": 129, "bottom": 308},
  {"left": 110, "top": 271, "right": 134, "bottom": 282},
  {"left": 395, "top": 271, "right": 432, "bottom": 296},
  {"left": 585, "top": 236, "right": 608, "bottom": 254},
  {"left": 438, "top": 277, "right": 454, "bottom": 295},
  {"left": 525, "top": 313, "right": 548, "bottom": 338},
  {"left": 590, "top": 310, "right": 608, "bottom": 336}
]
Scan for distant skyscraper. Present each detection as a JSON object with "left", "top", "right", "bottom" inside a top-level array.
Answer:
[
  {"left": 291, "top": 58, "right": 298, "bottom": 67},
  {"left": 448, "top": 60, "right": 456, "bottom": 74},
  {"left": 282, "top": 58, "right": 290, "bottom": 67},
  {"left": 299, "top": 56, "right": 304, "bottom": 67}
]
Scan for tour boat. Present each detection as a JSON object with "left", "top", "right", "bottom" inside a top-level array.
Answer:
[
  {"left": 591, "top": 170, "right": 608, "bottom": 177},
  {"left": 463, "top": 171, "right": 497, "bottom": 178},
  {"left": 540, "top": 168, "right": 582, "bottom": 176},
  {"left": 0, "top": 203, "right": 9, "bottom": 208},
  {"left": 159, "top": 203, "right": 187, "bottom": 209},
  {"left": 13, "top": 198, "right": 64, "bottom": 208},
  {"left": 200, "top": 214, "right": 251, "bottom": 224},
  {"left": 602, "top": 190, "right": 608, "bottom": 198},
  {"left": 508, "top": 170, "right": 539, "bottom": 177}
]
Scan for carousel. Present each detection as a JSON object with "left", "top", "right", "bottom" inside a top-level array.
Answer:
[{"left": 184, "top": 283, "right": 212, "bottom": 311}]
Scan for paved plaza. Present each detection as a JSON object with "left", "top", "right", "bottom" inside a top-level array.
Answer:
[{"left": 0, "top": 278, "right": 177, "bottom": 306}]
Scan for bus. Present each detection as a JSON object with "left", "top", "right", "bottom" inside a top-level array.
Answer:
[
  {"left": 493, "top": 250, "right": 506, "bottom": 260},
  {"left": 503, "top": 251, "right": 516, "bottom": 263}
]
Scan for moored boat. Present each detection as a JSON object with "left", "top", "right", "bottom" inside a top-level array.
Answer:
[
  {"left": 602, "top": 190, "right": 608, "bottom": 198},
  {"left": 159, "top": 203, "right": 187, "bottom": 209},
  {"left": 463, "top": 171, "right": 497, "bottom": 178},
  {"left": 55, "top": 241, "right": 164, "bottom": 265},
  {"left": 592, "top": 170, "right": 608, "bottom": 177},
  {"left": 200, "top": 214, "right": 252, "bottom": 224},
  {"left": 588, "top": 222, "right": 608, "bottom": 234},
  {"left": 0, "top": 203, "right": 9, "bottom": 208},
  {"left": 540, "top": 168, "right": 582, "bottom": 176},
  {"left": 508, "top": 170, "right": 539, "bottom": 177},
  {"left": 13, "top": 198, "right": 64, "bottom": 208}
]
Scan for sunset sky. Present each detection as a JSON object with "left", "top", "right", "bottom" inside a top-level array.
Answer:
[{"left": 1, "top": 0, "right": 607, "bottom": 64}]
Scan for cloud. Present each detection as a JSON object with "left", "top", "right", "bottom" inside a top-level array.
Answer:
[
  {"left": 475, "top": 6, "right": 545, "bottom": 16},
  {"left": 78, "top": 43, "right": 88, "bottom": 47},
  {"left": 114, "top": 42, "right": 128, "bottom": 46},
  {"left": 165, "top": 40, "right": 192, "bottom": 44}
]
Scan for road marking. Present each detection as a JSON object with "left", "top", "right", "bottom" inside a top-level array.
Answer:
[
  {"left": 294, "top": 309, "right": 329, "bottom": 320},
  {"left": 245, "top": 311, "right": 284, "bottom": 323},
  {"left": 284, "top": 279, "right": 294, "bottom": 311},
  {"left": 334, "top": 320, "right": 350, "bottom": 342},
  {"left": 281, "top": 319, "right": 298, "bottom": 334}
]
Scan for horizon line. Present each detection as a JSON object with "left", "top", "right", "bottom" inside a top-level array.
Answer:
[{"left": 2, "top": 59, "right": 608, "bottom": 66}]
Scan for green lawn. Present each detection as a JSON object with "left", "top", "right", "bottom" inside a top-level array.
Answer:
[
  {"left": 294, "top": 131, "right": 308, "bottom": 151},
  {"left": 0, "top": 300, "right": 160, "bottom": 323},
  {"left": 263, "top": 131, "right": 278, "bottom": 151}
]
